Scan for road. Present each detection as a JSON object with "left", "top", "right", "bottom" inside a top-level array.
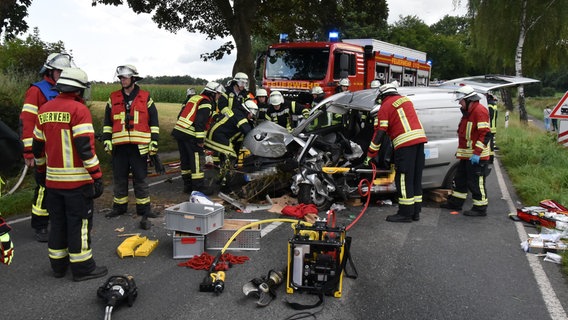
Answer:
[{"left": 1, "top": 158, "right": 567, "bottom": 320}]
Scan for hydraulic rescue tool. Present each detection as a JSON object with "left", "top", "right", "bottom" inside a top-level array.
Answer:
[
  {"left": 286, "top": 216, "right": 357, "bottom": 309},
  {"left": 242, "top": 269, "right": 285, "bottom": 307},
  {"left": 97, "top": 274, "right": 138, "bottom": 320},
  {"left": 199, "top": 270, "right": 226, "bottom": 295}
]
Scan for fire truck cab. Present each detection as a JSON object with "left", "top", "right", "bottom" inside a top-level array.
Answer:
[{"left": 259, "top": 38, "right": 431, "bottom": 104}]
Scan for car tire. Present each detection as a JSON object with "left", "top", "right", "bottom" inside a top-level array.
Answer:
[
  {"left": 298, "top": 184, "right": 333, "bottom": 211},
  {"left": 441, "top": 162, "right": 458, "bottom": 189}
]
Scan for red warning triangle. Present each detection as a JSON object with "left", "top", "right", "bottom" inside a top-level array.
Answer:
[{"left": 550, "top": 91, "right": 568, "bottom": 119}]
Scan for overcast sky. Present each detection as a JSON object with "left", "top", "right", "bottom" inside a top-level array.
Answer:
[{"left": 25, "top": 0, "right": 466, "bottom": 82}]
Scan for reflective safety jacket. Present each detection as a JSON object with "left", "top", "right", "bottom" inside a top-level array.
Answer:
[
  {"left": 172, "top": 94, "right": 212, "bottom": 142},
  {"left": 102, "top": 85, "right": 159, "bottom": 151},
  {"left": 456, "top": 101, "right": 491, "bottom": 160},
  {"left": 205, "top": 106, "right": 252, "bottom": 157},
  {"left": 32, "top": 93, "right": 102, "bottom": 189},
  {"left": 488, "top": 103, "right": 498, "bottom": 134},
  {"left": 368, "top": 94, "right": 427, "bottom": 157},
  {"left": 20, "top": 76, "right": 58, "bottom": 160}
]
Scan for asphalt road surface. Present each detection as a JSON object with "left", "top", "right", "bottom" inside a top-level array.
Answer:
[{"left": 1, "top": 158, "right": 567, "bottom": 320}]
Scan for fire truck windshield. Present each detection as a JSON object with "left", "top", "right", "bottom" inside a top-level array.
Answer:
[{"left": 265, "top": 48, "right": 329, "bottom": 81}]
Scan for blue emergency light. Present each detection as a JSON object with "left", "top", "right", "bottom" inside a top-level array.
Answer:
[
  {"left": 279, "top": 33, "right": 289, "bottom": 43},
  {"left": 328, "top": 31, "right": 339, "bottom": 42}
]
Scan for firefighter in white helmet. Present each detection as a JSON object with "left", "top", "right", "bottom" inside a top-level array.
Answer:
[
  {"left": 335, "top": 78, "right": 350, "bottom": 93},
  {"left": 19, "top": 52, "right": 75, "bottom": 242},
  {"left": 441, "top": 85, "right": 491, "bottom": 217},
  {"left": 33, "top": 67, "right": 107, "bottom": 281},
  {"left": 255, "top": 88, "right": 269, "bottom": 121},
  {"left": 172, "top": 81, "right": 223, "bottom": 195},
  {"left": 370, "top": 79, "right": 381, "bottom": 89},
  {"left": 102, "top": 65, "right": 160, "bottom": 228}
]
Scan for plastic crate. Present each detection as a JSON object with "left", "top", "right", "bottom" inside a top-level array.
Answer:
[
  {"left": 173, "top": 231, "right": 205, "bottom": 259},
  {"left": 165, "top": 202, "right": 224, "bottom": 235},
  {"left": 206, "top": 219, "right": 261, "bottom": 251}
]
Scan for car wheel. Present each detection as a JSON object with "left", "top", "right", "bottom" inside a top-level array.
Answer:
[
  {"left": 298, "top": 184, "right": 333, "bottom": 211},
  {"left": 442, "top": 162, "right": 458, "bottom": 189}
]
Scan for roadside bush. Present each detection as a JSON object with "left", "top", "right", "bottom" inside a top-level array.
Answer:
[
  {"left": 0, "top": 72, "right": 34, "bottom": 131},
  {"left": 540, "top": 87, "right": 556, "bottom": 97}
]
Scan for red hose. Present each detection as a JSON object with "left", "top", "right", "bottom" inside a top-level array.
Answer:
[{"left": 345, "top": 163, "right": 377, "bottom": 231}]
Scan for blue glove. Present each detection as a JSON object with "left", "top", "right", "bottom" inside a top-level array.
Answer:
[{"left": 470, "top": 154, "right": 480, "bottom": 165}]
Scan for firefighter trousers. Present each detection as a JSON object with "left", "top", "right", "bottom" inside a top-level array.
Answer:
[
  {"left": 393, "top": 143, "right": 425, "bottom": 216},
  {"left": 176, "top": 137, "right": 205, "bottom": 191},
  {"left": 112, "top": 144, "right": 150, "bottom": 215},
  {"left": 45, "top": 185, "right": 97, "bottom": 276},
  {"left": 449, "top": 159, "right": 489, "bottom": 211},
  {"left": 31, "top": 182, "right": 49, "bottom": 230}
]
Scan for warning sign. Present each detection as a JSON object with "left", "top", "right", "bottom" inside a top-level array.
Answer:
[{"left": 549, "top": 91, "right": 568, "bottom": 119}]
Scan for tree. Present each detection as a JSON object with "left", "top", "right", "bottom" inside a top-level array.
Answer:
[
  {"left": 465, "top": 0, "right": 568, "bottom": 121},
  {"left": 0, "top": 0, "right": 32, "bottom": 41}
]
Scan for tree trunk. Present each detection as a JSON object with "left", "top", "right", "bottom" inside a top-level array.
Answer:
[
  {"left": 500, "top": 88, "right": 514, "bottom": 111},
  {"left": 516, "top": 0, "right": 528, "bottom": 123},
  {"left": 219, "top": 0, "right": 257, "bottom": 92}
]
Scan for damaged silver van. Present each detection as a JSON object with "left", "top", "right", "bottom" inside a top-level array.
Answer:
[{"left": 286, "top": 75, "right": 539, "bottom": 209}]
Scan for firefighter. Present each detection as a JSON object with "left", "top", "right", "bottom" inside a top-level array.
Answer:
[
  {"left": 205, "top": 100, "right": 258, "bottom": 162},
  {"left": 19, "top": 52, "right": 75, "bottom": 242},
  {"left": 102, "top": 65, "right": 160, "bottom": 227},
  {"left": 365, "top": 82, "right": 428, "bottom": 222},
  {"left": 255, "top": 88, "right": 269, "bottom": 121},
  {"left": 172, "top": 81, "right": 223, "bottom": 195},
  {"left": 265, "top": 91, "right": 308, "bottom": 130},
  {"left": 370, "top": 79, "right": 381, "bottom": 89},
  {"left": 32, "top": 67, "right": 107, "bottom": 281},
  {"left": 217, "top": 72, "right": 250, "bottom": 116},
  {"left": 335, "top": 78, "right": 350, "bottom": 93},
  {"left": 486, "top": 93, "right": 498, "bottom": 162},
  {"left": 441, "top": 85, "right": 491, "bottom": 217}
]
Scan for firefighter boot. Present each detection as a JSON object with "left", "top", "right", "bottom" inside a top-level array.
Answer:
[
  {"left": 182, "top": 174, "right": 192, "bottom": 194},
  {"left": 386, "top": 204, "right": 413, "bottom": 222},
  {"left": 463, "top": 205, "right": 487, "bottom": 217},
  {"left": 440, "top": 196, "right": 463, "bottom": 211},
  {"left": 106, "top": 203, "right": 127, "bottom": 218},
  {"left": 136, "top": 203, "right": 158, "bottom": 219},
  {"left": 412, "top": 203, "right": 421, "bottom": 221}
]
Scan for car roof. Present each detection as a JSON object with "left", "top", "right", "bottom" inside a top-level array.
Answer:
[{"left": 437, "top": 74, "right": 540, "bottom": 93}]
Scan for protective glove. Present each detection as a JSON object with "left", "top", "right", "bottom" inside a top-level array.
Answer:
[
  {"left": 0, "top": 232, "right": 14, "bottom": 266},
  {"left": 93, "top": 178, "right": 104, "bottom": 199},
  {"left": 149, "top": 141, "right": 158, "bottom": 156},
  {"left": 470, "top": 154, "right": 480, "bottom": 165},
  {"left": 364, "top": 156, "right": 372, "bottom": 166},
  {"left": 302, "top": 108, "right": 310, "bottom": 119},
  {"left": 103, "top": 140, "right": 112, "bottom": 154}
]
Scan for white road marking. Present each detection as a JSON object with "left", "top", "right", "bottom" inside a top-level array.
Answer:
[{"left": 494, "top": 159, "right": 567, "bottom": 320}]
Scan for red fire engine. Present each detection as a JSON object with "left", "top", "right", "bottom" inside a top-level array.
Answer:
[{"left": 258, "top": 38, "right": 431, "bottom": 103}]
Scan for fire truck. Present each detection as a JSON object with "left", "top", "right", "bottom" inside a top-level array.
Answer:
[{"left": 258, "top": 38, "right": 431, "bottom": 103}]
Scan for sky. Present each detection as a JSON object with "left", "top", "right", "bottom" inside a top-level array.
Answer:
[{"left": 24, "top": 0, "right": 467, "bottom": 83}]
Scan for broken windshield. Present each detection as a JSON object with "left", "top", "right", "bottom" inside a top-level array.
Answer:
[{"left": 265, "top": 48, "right": 330, "bottom": 80}]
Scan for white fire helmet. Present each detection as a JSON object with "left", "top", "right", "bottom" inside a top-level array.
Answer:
[
  {"left": 202, "top": 81, "right": 225, "bottom": 94},
  {"left": 269, "top": 91, "right": 284, "bottom": 106},
  {"left": 256, "top": 88, "right": 268, "bottom": 97},
  {"left": 370, "top": 80, "right": 381, "bottom": 89},
  {"left": 115, "top": 64, "right": 143, "bottom": 82},
  {"left": 243, "top": 100, "right": 259, "bottom": 117},
  {"left": 56, "top": 67, "right": 90, "bottom": 91},
  {"left": 40, "top": 53, "right": 75, "bottom": 74},
  {"left": 339, "top": 78, "right": 350, "bottom": 86},
  {"left": 311, "top": 86, "right": 324, "bottom": 95},
  {"left": 455, "top": 85, "right": 480, "bottom": 101},
  {"left": 233, "top": 72, "right": 249, "bottom": 89}
]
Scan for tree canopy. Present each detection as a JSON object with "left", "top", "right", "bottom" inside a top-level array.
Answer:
[{"left": 0, "top": 0, "right": 31, "bottom": 41}]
